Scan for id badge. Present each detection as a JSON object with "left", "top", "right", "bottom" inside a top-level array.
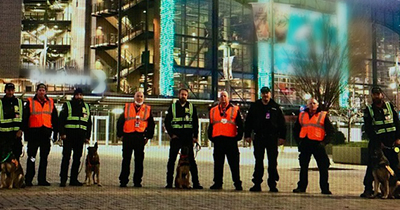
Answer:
[
  {"left": 265, "top": 112, "right": 270, "bottom": 120},
  {"left": 135, "top": 115, "right": 140, "bottom": 127}
]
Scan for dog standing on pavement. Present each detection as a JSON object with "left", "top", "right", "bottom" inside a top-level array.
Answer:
[
  {"left": 175, "top": 147, "right": 191, "bottom": 189},
  {"left": 371, "top": 148, "right": 400, "bottom": 198},
  {"left": 0, "top": 154, "right": 25, "bottom": 189},
  {"left": 85, "top": 142, "right": 101, "bottom": 186}
]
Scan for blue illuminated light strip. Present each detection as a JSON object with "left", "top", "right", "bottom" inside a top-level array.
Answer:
[
  {"left": 337, "top": 1, "right": 349, "bottom": 108},
  {"left": 160, "top": 0, "right": 175, "bottom": 96},
  {"left": 257, "top": 0, "right": 272, "bottom": 93},
  {"left": 258, "top": 42, "right": 272, "bottom": 89}
]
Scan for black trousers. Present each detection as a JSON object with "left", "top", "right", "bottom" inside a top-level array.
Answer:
[
  {"left": 212, "top": 137, "right": 241, "bottom": 186},
  {"left": 60, "top": 136, "right": 84, "bottom": 183},
  {"left": 0, "top": 132, "right": 22, "bottom": 161},
  {"left": 25, "top": 134, "right": 51, "bottom": 183},
  {"left": 363, "top": 142, "right": 400, "bottom": 191},
  {"left": 252, "top": 136, "right": 279, "bottom": 188},
  {"left": 166, "top": 136, "right": 200, "bottom": 186},
  {"left": 119, "top": 134, "right": 146, "bottom": 185},
  {"left": 296, "top": 140, "right": 330, "bottom": 191}
]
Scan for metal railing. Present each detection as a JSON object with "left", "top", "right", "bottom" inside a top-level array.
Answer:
[
  {"left": 92, "top": 0, "right": 147, "bottom": 14},
  {"left": 91, "top": 33, "right": 118, "bottom": 46}
]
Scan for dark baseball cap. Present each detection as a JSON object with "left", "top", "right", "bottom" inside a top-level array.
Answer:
[
  {"left": 4, "top": 83, "right": 15, "bottom": 90},
  {"left": 74, "top": 88, "right": 83, "bottom": 95},
  {"left": 260, "top": 86, "right": 271, "bottom": 93},
  {"left": 371, "top": 86, "right": 383, "bottom": 94},
  {"left": 36, "top": 83, "right": 47, "bottom": 91}
]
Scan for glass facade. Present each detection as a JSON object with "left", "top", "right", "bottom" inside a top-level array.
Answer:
[{"left": 171, "top": 0, "right": 255, "bottom": 101}]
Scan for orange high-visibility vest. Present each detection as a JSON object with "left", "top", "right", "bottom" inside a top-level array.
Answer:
[
  {"left": 210, "top": 104, "right": 239, "bottom": 138},
  {"left": 123, "top": 103, "right": 151, "bottom": 133},
  {"left": 299, "top": 111, "right": 327, "bottom": 141},
  {"left": 28, "top": 97, "right": 54, "bottom": 129}
]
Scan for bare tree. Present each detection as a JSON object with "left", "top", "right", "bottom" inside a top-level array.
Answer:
[{"left": 289, "top": 15, "right": 368, "bottom": 111}]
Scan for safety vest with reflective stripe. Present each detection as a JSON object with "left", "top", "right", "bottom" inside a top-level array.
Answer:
[
  {"left": 0, "top": 98, "right": 23, "bottom": 132},
  {"left": 64, "top": 101, "right": 90, "bottom": 131},
  {"left": 299, "top": 111, "right": 327, "bottom": 141},
  {"left": 367, "top": 102, "right": 397, "bottom": 135},
  {"left": 210, "top": 104, "right": 239, "bottom": 138},
  {"left": 123, "top": 103, "right": 150, "bottom": 133},
  {"left": 28, "top": 97, "right": 53, "bottom": 128},
  {"left": 171, "top": 102, "right": 193, "bottom": 129}
]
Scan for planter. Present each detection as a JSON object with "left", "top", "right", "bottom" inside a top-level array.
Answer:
[
  {"left": 325, "top": 144, "right": 332, "bottom": 155},
  {"left": 332, "top": 146, "right": 368, "bottom": 165}
]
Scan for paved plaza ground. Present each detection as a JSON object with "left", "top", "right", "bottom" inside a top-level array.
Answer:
[{"left": 0, "top": 145, "right": 398, "bottom": 209}]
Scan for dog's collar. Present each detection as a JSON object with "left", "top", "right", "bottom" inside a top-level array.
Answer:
[{"left": 1, "top": 152, "right": 12, "bottom": 163}]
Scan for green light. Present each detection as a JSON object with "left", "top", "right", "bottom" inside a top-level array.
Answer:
[{"left": 160, "top": 0, "right": 175, "bottom": 96}]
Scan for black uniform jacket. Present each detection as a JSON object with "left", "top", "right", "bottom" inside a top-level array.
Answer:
[
  {"left": 59, "top": 98, "right": 92, "bottom": 140},
  {"left": 244, "top": 99, "right": 286, "bottom": 139},
  {"left": 363, "top": 101, "right": 400, "bottom": 147},
  {"left": 0, "top": 95, "right": 23, "bottom": 133},
  {"left": 164, "top": 100, "right": 199, "bottom": 138},
  {"left": 207, "top": 103, "right": 244, "bottom": 142}
]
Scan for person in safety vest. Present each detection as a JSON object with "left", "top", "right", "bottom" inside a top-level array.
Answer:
[
  {"left": 245, "top": 86, "right": 286, "bottom": 192},
  {"left": 0, "top": 83, "right": 23, "bottom": 163},
  {"left": 117, "top": 91, "right": 155, "bottom": 187},
  {"left": 360, "top": 86, "right": 400, "bottom": 198},
  {"left": 59, "top": 88, "right": 92, "bottom": 187},
  {"left": 22, "top": 83, "right": 58, "bottom": 186},
  {"left": 164, "top": 88, "right": 203, "bottom": 189},
  {"left": 208, "top": 91, "right": 243, "bottom": 190},
  {"left": 292, "top": 98, "right": 334, "bottom": 195}
]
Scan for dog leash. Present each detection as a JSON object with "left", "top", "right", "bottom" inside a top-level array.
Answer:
[
  {"left": 382, "top": 145, "right": 400, "bottom": 153},
  {"left": 194, "top": 142, "right": 201, "bottom": 158},
  {"left": 77, "top": 142, "right": 88, "bottom": 175}
]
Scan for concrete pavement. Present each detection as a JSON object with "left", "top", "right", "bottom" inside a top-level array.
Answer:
[{"left": 0, "top": 145, "right": 397, "bottom": 210}]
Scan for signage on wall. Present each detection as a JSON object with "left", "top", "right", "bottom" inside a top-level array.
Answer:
[{"left": 29, "top": 69, "right": 107, "bottom": 94}]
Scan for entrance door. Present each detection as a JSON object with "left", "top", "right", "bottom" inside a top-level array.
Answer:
[
  {"left": 92, "top": 116, "right": 110, "bottom": 145},
  {"left": 198, "top": 118, "right": 210, "bottom": 148}
]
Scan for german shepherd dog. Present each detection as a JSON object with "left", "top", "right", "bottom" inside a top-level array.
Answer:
[
  {"left": 371, "top": 148, "right": 400, "bottom": 198},
  {"left": 0, "top": 154, "right": 25, "bottom": 189},
  {"left": 85, "top": 142, "right": 101, "bottom": 186},
  {"left": 175, "top": 147, "right": 191, "bottom": 189}
]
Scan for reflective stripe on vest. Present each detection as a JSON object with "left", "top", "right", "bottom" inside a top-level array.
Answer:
[
  {"left": 0, "top": 98, "right": 23, "bottom": 132},
  {"left": 171, "top": 102, "right": 193, "bottom": 129},
  {"left": 299, "top": 111, "right": 327, "bottom": 141},
  {"left": 367, "top": 102, "right": 397, "bottom": 134},
  {"left": 123, "top": 103, "right": 150, "bottom": 133},
  {"left": 64, "top": 101, "right": 90, "bottom": 131},
  {"left": 28, "top": 97, "right": 53, "bottom": 128},
  {"left": 210, "top": 105, "right": 238, "bottom": 138}
]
